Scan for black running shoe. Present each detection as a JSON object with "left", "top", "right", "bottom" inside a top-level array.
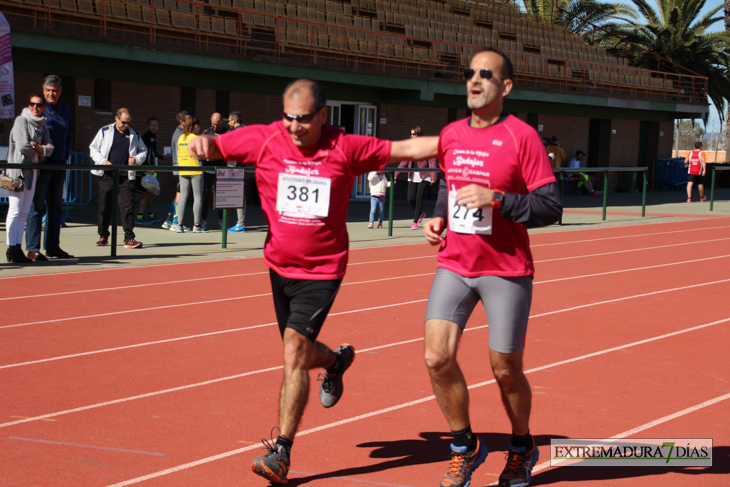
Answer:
[
  {"left": 318, "top": 344, "right": 355, "bottom": 408},
  {"left": 499, "top": 444, "right": 539, "bottom": 487},
  {"left": 251, "top": 437, "right": 290, "bottom": 485}
]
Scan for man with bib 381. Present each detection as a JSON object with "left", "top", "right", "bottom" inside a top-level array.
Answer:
[
  {"left": 422, "top": 48, "right": 562, "bottom": 487},
  {"left": 187, "top": 78, "right": 438, "bottom": 485}
]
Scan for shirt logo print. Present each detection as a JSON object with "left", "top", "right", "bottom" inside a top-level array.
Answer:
[{"left": 492, "top": 140, "right": 503, "bottom": 146}]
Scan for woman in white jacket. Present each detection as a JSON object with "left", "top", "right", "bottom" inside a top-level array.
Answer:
[
  {"left": 4, "top": 94, "right": 54, "bottom": 263},
  {"left": 367, "top": 171, "right": 390, "bottom": 229}
]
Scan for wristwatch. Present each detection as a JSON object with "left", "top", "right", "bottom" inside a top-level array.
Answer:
[{"left": 492, "top": 190, "right": 504, "bottom": 210}]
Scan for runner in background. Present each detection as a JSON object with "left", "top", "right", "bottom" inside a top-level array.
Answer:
[
  {"left": 188, "top": 78, "right": 438, "bottom": 486},
  {"left": 685, "top": 141, "right": 707, "bottom": 202}
]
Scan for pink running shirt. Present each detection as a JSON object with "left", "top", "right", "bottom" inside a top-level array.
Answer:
[
  {"left": 437, "top": 115, "right": 556, "bottom": 277},
  {"left": 216, "top": 122, "right": 392, "bottom": 279}
]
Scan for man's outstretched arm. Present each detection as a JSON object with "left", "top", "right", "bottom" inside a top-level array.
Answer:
[
  {"left": 188, "top": 135, "right": 223, "bottom": 161},
  {"left": 388, "top": 136, "right": 439, "bottom": 165}
]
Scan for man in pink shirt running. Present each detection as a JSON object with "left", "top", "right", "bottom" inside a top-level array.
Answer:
[
  {"left": 188, "top": 78, "right": 437, "bottom": 485},
  {"left": 422, "top": 48, "right": 562, "bottom": 487}
]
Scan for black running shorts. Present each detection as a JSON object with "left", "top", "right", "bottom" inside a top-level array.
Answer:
[
  {"left": 689, "top": 173, "right": 704, "bottom": 185},
  {"left": 269, "top": 269, "right": 342, "bottom": 342}
]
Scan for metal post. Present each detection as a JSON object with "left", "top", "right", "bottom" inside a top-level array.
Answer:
[
  {"left": 602, "top": 171, "right": 608, "bottom": 221},
  {"left": 641, "top": 171, "right": 646, "bottom": 217},
  {"left": 710, "top": 166, "right": 716, "bottom": 211},
  {"left": 221, "top": 209, "right": 228, "bottom": 248},
  {"left": 111, "top": 169, "right": 119, "bottom": 257},
  {"left": 388, "top": 171, "right": 395, "bottom": 237}
]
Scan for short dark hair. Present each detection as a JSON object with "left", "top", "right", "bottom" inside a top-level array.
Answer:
[
  {"left": 176, "top": 110, "right": 189, "bottom": 123},
  {"left": 542, "top": 137, "right": 550, "bottom": 147},
  {"left": 283, "top": 78, "right": 327, "bottom": 111},
  {"left": 576, "top": 150, "right": 585, "bottom": 157},
  {"left": 116, "top": 107, "right": 130, "bottom": 118},
  {"left": 694, "top": 141, "right": 702, "bottom": 149},
  {"left": 147, "top": 117, "right": 159, "bottom": 125},
  {"left": 411, "top": 126, "right": 423, "bottom": 136},
  {"left": 472, "top": 47, "right": 514, "bottom": 81},
  {"left": 43, "top": 75, "right": 63, "bottom": 89},
  {"left": 551, "top": 136, "right": 559, "bottom": 144},
  {"left": 29, "top": 93, "right": 46, "bottom": 105},
  {"left": 229, "top": 111, "right": 243, "bottom": 124}
]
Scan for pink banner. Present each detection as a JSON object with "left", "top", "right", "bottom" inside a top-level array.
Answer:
[{"left": 0, "top": 14, "right": 14, "bottom": 119}]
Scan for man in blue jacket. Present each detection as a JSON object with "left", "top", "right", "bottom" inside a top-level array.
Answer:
[{"left": 25, "top": 75, "right": 74, "bottom": 261}]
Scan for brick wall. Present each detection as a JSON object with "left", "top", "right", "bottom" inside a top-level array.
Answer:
[
  {"left": 657, "top": 121, "right": 674, "bottom": 159},
  {"left": 537, "top": 114, "right": 590, "bottom": 164},
  {"left": 230, "top": 91, "right": 282, "bottom": 126},
  {"left": 379, "top": 103, "right": 449, "bottom": 141}
]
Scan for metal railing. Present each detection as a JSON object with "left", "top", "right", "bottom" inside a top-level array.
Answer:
[{"left": 552, "top": 167, "right": 648, "bottom": 221}]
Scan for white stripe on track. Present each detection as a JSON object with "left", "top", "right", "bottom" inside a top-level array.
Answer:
[
  {"left": 4, "top": 268, "right": 730, "bottom": 369},
  {"left": 0, "top": 273, "right": 436, "bottom": 330},
  {"left": 530, "top": 223, "right": 730, "bottom": 248},
  {"left": 100, "top": 317, "right": 730, "bottom": 487},
  {"left": 525, "top": 391, "right": 730, "bottom": 479}
]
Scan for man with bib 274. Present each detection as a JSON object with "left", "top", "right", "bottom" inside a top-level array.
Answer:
[
  {"left": 422, "top": 48, "right": 562, "bottom": 487},
  {"left": 187, "top": 78, "right": 437, "bottom": 485}
]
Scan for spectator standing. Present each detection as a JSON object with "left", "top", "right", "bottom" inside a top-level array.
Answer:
[
  {"left": 176, "top": 116, "right": 206, "bottom": 233},
  {"left": 546, "top": 136, "right": 566, "bottom": 169},
  {"left": 422, "top": 48, "right": 561, "bottom": 487},
  {"left": 394, "top": 126, "right": 438, "bottom": 230},
  {"left": 136, "top": 117, "right": 164, "bottom": 224},
  {"left": 201, "top": 112, "right": 229, "bottom": 230},
  {"left": 567, "top": 150, "right": 598, "bottom": 195},
  {"left": 25, "top": 75, "right": 74, "bottom": 261},
  {"left": 227, "top": 111, "right": 248, "bottom": 233},
  {"left": 187, "top": 78, "right": 438, "bottom": 486},
  {"left": 89, "top": 108, "right": 148, "bottom": 249},
  {"left": 367, "top": 171, "right": 389, "bottom": 228},
  {"left": 162, "top": 110, "right": 188, "bottom": 230},
  {"left": 5, "top": 94, "right": 54, "bottom": 263},
  {"left": 685, "top": 141, "right": 707, "bottom": 202}
]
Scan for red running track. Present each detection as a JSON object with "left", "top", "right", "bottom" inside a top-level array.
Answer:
[{"left": 1, "top": 217, "right": 729, "bottom": 486}]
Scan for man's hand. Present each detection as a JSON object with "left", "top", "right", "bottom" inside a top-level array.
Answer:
[
  {"left": 102, "top": 160, "right": 112, "bottom": 165},
  {"left": 188, "top": 135, "right": 223, "bottom": 161},
  {"left": 455, "top": 184, "right": 496, "bottom": 210},
  {"left": 128, "top": 156, "right": 136, "bottom": 165},
  {"left": 423, "top": 217, "right": 445, "bottom": 245}
]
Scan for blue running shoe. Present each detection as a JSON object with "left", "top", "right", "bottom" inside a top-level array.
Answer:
[{"left": 228, "top": 224, "right": 246, "bottom": 232}]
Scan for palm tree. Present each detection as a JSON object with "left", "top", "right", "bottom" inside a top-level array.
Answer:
[
  {"left": 520, "top": 0, "right": 636, "bottom": 36},
  {"left": 601, "top": 0, "right": 730, "bottom": 122}
]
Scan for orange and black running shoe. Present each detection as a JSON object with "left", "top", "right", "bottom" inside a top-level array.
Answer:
[
  {"left": 498, "top": 444, "right": 539, "bottom": 487},
  {"left": 251, "top": 437, "right": 290, "bottom": 485},
  {"left": 440, "top": 436, "right": 488, "bottom": 487}
]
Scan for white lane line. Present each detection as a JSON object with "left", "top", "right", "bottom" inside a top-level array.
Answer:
[
  {"left": 0, "top": 273, "right": 436, "bottom": 331},
  {"left": 537, "top": 236, "right": 730, "bottom": 263},
  {"left": 531, "top": 224, "right": 730, "bottom": 248},
  {"left": 526, "top": 391, "right": 730, "bottom": 478},
  {"left": 100, "top": 317, "right": 730, "bottom": 487},
  {"left": 4, "top": 269, "right": 730, "bottom": 370}
]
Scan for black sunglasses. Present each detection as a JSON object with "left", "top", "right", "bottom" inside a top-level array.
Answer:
[
  {"left": 464, "top": 68, "right": 495, "bottom": 80},
  {"left": 29, "top": 102, "right": 45, "bottom": 108},
  {"left": 281, "top": 108, "right": 322, "bottom": 124},
  {"left": 119, "top": 120, "right": 131, "bottom": 125}
]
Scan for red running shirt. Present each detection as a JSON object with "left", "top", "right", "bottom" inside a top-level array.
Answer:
[
  {"left": 437, "top": 116, "right": 556, "bottom": 277},
  {"left": 687, "top": 150, "right": 704, "bottom": 176},
  {"left": 216, "top": 122, "right": 391, "bottom": 279}
]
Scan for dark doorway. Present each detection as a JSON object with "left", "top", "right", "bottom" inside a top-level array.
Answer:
[
  {"left": 587, "top": 119, "right": 603, "bottom": 168},
  {"left": 341, "top": 104, "right": 355, "bottom": 134}
]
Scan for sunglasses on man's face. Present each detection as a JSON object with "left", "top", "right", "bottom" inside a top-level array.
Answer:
[
  {"left": 29, "top": 102, "right": 45, "bottom": 108},
  {"left": 281, "top": 109, "right": 322, "bottom": 124},
  {"left": 119, "top": 120, "right": 131, "bottom": 125},
  {"left": 464, "top": 68, "right": 495, "bottom": 81}
]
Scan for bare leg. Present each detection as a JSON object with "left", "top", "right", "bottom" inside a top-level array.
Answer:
[
  {"left": 698, "top": 183, "right": 705, "bottom": 199},
  {"left": 424, "top": 319, "right": 470, "bottom": 431},
  {"left": 489, "top": 348, "right": 531, "bottom": 436},
  {"left": 278, "top": 328, "right": 335, "bottom": 440},
  {"left": 687, "top": 182, "right": 693, "bottom": 200}
]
